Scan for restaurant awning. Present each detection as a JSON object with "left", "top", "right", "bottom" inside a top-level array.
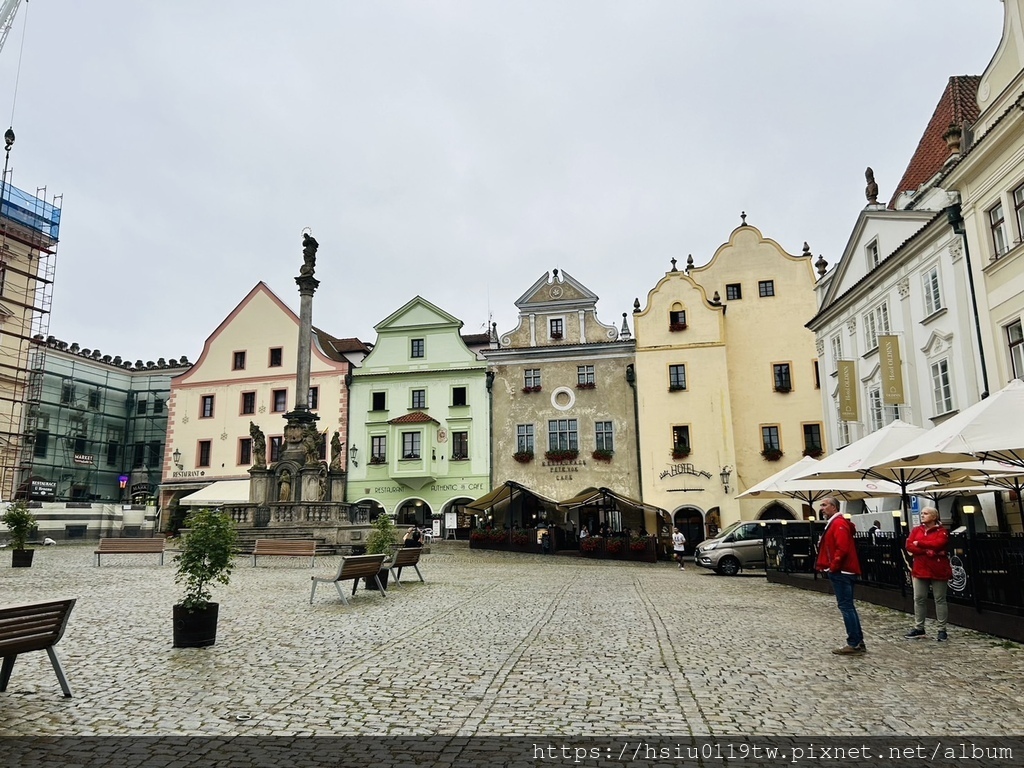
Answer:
[
  {"left": 559, "top": 487, "right": 666, "bottom": 517},
  {"left": 465, "top": 481, "right": 561, "bottom": 513},
  {"left": 177, "top": 479, "right": 251, "bottom": 507}
]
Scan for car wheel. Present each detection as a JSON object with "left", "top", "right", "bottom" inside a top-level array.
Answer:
[{"left": 717, "top": 557, "right": 740, "bottom": 576}]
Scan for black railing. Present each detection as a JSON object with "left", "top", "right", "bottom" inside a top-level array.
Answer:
[{"left": 766, "top": 530, "right": 1024, "bottom": 615}]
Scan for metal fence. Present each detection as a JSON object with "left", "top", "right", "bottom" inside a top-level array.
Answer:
[{"left": 766, "top": 529, "right": 1024, "bottom": 615}]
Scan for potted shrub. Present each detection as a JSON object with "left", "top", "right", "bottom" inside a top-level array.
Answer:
[
  {"left": 761, "top": 448, "right": 784, "bottom": 461},
  {"left": 513, "top": 450, "right": 534, "bottom": 464},
  {"left": 172, "top": 508, "right": 237, "bottom": 648},
  {"left": 592, "top": 449, "right": 613, "bottom": 462},
  {"left": 2, "top": 501, "right": 38, "bottom": 568},
  {"left": 364, "top": 513, "right": 398, "bottom": 590},
  {"left": 579, "top": 536, "right": 602, "bottom": 556},
  {"left": 605, "top": 538, "right": 624, "bottom": 556}
]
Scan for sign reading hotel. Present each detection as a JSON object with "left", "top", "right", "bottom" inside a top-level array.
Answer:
[
  {"left": 879, "top": 335, "right": 905, "bottom": 404},
  {"left": 838, "top": 360, "right": 859, "bottom": 422}
]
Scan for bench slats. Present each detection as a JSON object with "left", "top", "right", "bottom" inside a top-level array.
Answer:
[
  {"left": 94, "top": 538, "right": 165, "bottom": 566},
  {"left": 386, "top": 547, "right": 425, "bottom": 586},
  {"left": 0, "top": 599, "right": 76, "bottom": 698},
  {"left": 252, "top": 539, "right": 316, "bottom": 567},
  {"left": 309, "top": 554, "right": 388, "bottom": 605}
]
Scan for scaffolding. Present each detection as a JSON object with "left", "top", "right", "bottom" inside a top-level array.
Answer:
[{"left": 0, "top": 179, "right": 60, "bottom": 501}]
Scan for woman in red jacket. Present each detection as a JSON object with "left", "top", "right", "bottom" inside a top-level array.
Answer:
[{"left": 904, "top": 506, "right": 953, "bottom": 642}]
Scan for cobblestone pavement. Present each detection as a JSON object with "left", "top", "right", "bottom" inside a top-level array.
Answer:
[{"left": 1, "top": 542, "right": 1022, "bottom": 737}]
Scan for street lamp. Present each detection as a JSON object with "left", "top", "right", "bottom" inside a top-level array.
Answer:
[{"left": 719, "top": 465, "right": 732, "bottom": 494}]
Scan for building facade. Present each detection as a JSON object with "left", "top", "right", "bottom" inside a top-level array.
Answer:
[
  {"left": 634, "top": 223, "right": 824, "bottom": 542},
  {"left": 484, "top": 269, "right": 640, "bottom": 529},
  {"left": 161, "top": 282, "right": 365, "bottom": 524},
  {"left": 345, "top": 297, "right": 490, "bottom": 531},
  {"left": 0, "top": 183, "right": 60, "bottom": 501}
]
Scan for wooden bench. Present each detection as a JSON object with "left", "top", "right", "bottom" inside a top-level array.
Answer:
[
  {"left": 252, "top": 539, "right": 316, "bottom": 567},
  {"left": 310, "top": 554, "right": 388, "bottom": 605},
  {"left": 94, "top": 537, "right": 165, "bottom": 566},
  {"left": 386, "top": 546, "right": 425, "bottom": 586},
  {"left": 0, "top": 598, "right": 76, "bottom": 698}
]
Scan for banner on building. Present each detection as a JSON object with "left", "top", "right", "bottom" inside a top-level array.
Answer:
[
  {"left": 879, "top": 335, "right": 905, "bottom": 405},
  {"left": 838, "top": 360, "right": 859, "bottom": 422}
]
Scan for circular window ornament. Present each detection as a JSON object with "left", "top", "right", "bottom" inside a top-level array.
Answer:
[
  {"left": 549, "top": 285, "right": 563, "bottom": 298},
  {"left": 551, "top": 386, "right": 576, "bottom": 411}
]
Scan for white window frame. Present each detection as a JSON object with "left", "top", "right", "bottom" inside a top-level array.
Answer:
[
  {"left": 866, "top": 239, "right": 881, "bottom": 269},
  {"left": 863, "top": 301, "right": 890, "bottom": 352},
  {"left": 830, "top": 333, "right": 843, "bottom": 370},
  {"left": 930, "top": 358, "right": 954, "bottom": 416},
  {"left": 867, "top": 387, "right": 884, "bottom": 431},
  {"left": 922, "top": 264, "right": 943, "bottom": 317},
  {"left": 1006, "top": 320, "right": 1024, "bottom": 380},
  {"left": 989, "top": 201, "right": 1009, "bottom": 258}
]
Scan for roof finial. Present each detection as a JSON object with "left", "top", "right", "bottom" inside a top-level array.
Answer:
[
  {"left": 740, "top": 211, "right": 747, "bottom": 226},
  {"left": 711, "top": 290, "right": 721, "bottom": 304},
  {"left": 685, "top": 254, "right": 694, "bottom": 273},
  {"left": 670, "top": 257, "right": 678, "bottom": 272},
  {"left": 552, "top": 268, "right": 560, "bottom": 281},
  {"left": 802, "top": 242, "right": 811, "bottom": 257},
  {"left": 815, "top": 253, "right": 829, "bottom": 278},
  {"left": 619, "top": 312, "right": 632, "bottom": 340},
  {"left": 633, "top": 297, "right": 641, "bottom": 314},
  {"left": 865, "top": 167, "right": 879, "bottom": 206}
]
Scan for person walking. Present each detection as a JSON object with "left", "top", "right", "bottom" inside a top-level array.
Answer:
[
  {"left": 904, "top": 506, "right": 952, "bottom": 642},
  {"left": 672, "top": 526, "right": 686, "bottom": 570},
  {"left": 815, "top": 497, "right": 865, "bottom": 655}
]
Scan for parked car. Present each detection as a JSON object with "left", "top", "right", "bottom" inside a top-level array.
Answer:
[{"left": 695, "top": 519, "right": 824, "bottom": 575}]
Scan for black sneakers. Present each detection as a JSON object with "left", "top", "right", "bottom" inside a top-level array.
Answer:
[
  {"left": 937, "top": 630, "right": 948, "bottom": 642},
  {"left": 904, "top": 628, "right": 926, "bottom": 639}
]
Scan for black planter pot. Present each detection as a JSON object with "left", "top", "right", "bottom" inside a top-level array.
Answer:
[
  {"left": 173, "top": 603, "right": 219, "bottom": 648},
  {"left": 363, "top": 568, "right": 389, "bottom": 591},
  {"left": 11, "top": 549, "right": 34, "bottom": 568}
]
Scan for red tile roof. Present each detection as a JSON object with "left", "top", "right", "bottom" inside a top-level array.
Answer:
[
  {"left": 388, "top": 411, "right": 439, "bottom": 425},
  {"left": 888, "top": 76, "right": 980, "bottom": 209}
]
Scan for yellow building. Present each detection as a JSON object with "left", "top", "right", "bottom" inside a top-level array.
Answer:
[{"left": 633, "top": 223, "right": 824, "bottom": 544}]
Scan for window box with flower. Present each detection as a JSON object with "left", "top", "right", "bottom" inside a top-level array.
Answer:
[
  {"left": 550, "top": 332, "right": 563, "bottom": 340},
  {"left": 591, "top": 449, "right": 613, "bottom": 462},
  {"left": 513, "top": 450, "right": 534, "bottom": 464},
  {"left": 761, "top": 448, "right": 784, "bottom": 461},
  {"left": 669, "top": 322, "right": 687, "bottom": 332},
  {"left": 774, "top": 385, "right": 792, "bottom": 394},
  {"left": 802, "top": 447, "right": 823, "bottom": 458},
  {"left": 521, "top": 385, "right": 542, "bottom": 394},
  {"left": 575, "top": 382, "right": 596, "bottom": 390},
  {"left": 450, "top": 453, "right": 468, "bottom": 461},
  {"left": 369, "top": 455, "right": 386, "bottom": 465},
  {"left": 545, "top": 449, "right": 579, "bottom": 462},
  {"left": 671, "top": 444, "right": 690, "bottom": 460}
]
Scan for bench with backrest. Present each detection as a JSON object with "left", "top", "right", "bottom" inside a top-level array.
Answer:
[
  {"left": 252, "top": 539, "right": 316, "bottom": 567},
  {"left": 94, "top": 537, "right": 165, "bottom": 566},
  {"left": 309, "top": 554, "right": 388, "bottom": 605},
  {"left": 386, "top": 546, "right": 425, "bottom": 586},
  {"left": 0, "top": 598, "right": 76, "bottom": 698}
]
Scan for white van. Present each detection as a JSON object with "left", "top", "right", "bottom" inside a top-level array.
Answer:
[{"left": 695, "top": 519, "right": 824, "bottom": 575}]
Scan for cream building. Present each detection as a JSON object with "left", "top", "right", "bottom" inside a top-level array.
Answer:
[
  {"left": 944, "top": 0, "right": 1024, "bottom": 389},
  {"left": 161, "top": 282, "right": 366, "bottom": 523},
  {"left": 634, "top": 223, "right": 824, "bottom": 542}
]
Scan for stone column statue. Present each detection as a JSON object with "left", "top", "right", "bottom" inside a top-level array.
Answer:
[
  {"left": 250, "top": 421, "right": 267, "bottom": 468},
  {"left": 865, "top": 167, "right": 879, "bottom": 205},
  {"left": 330, "top": 431, "right": 344, "bottom": 470}
]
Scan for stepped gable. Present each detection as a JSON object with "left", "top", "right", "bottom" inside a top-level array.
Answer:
[{"left": 888, "top": 75, "right": 980, "bottom": 209}]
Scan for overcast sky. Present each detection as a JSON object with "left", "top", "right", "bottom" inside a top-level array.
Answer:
[{"left": 0, "top": 1, "right": 1006, "bottom": 362}]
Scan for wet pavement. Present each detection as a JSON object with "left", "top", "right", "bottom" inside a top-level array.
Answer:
[{"left": 1, "top": 541, "right": 1022, "bottom": 737}]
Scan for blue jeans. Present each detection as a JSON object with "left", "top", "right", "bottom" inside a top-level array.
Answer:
[{"left": 828, "top": 572, "right": 863, "bottom": 648}]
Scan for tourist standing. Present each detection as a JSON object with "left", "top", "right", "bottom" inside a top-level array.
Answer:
[
  {"left": 904, "top": 506, "right": 952, "bottom": 642},
  {"left": 815, "top": 497, "right": 865, "bottom": 655},
  {"left": 672, "top": 526, "right": 686, "bottom": 570}
]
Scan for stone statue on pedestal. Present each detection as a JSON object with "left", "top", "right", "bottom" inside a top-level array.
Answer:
[
  {"left": 250, "top": 421, "right": 267, "bottom": 468},
  {"left": 330, "top": 431, "right": 344, "bottom": 469},
  {"left": 300, "top": 232, "right": 319, "bottom": 277}
]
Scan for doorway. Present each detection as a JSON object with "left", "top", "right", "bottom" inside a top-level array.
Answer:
[{"left": 672, "top": 507, "right": 705, "bottom": 554}]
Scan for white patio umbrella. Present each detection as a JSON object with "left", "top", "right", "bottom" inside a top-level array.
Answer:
[
  {"left": 872, "top": 378, "right": 1024, "bottom": 469},
  {"left": 804, "top": 419, "right": 962, "bottom": 522},
  {"left": 737, "top": 455, "right": 911, "bottom": 508}
]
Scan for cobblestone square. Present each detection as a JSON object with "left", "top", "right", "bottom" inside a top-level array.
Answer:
[{"left": 2, "top": 542, "right": 1022, "bottom": 737}]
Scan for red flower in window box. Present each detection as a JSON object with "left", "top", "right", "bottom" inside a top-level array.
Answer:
[
  {"left": 672, "top": 445, "right": 690, "bottom": 460},
  {"left": 669, "top": 322, "right": 687, "bottom": 332},
  {"left": 513, "top": 450, "right": 534, "bottom": 464},
  {"left": 761, "top": 448, "right": 784, "bottom": 461},
  {"left": 591, "top": 449, "right": 614, "bottom": 462},
  {"left": 521, "top": 385, "right": 542, "bottom": 394},
  {"left": 576, "top": 382, "right": 596, "bottom": 390},
  {"left": 605, "top": 538, "right": 624, "bottom": 555},
  {"left": 550, "top": 332, "right": 563, "bottom": 340},
  {"left": 544, "top": 449, "right": 579, "bottom": 462}
]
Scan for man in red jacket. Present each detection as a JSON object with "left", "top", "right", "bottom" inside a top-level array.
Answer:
[
  {"left": 904, "top": 506, "right": 952, "bottom": 642},
  {"left": 815, "top": 497, "right": 865, "bottom": 655}
]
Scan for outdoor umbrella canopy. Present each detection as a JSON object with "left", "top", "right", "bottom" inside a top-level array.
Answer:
[
  {"left": 871, "top": 378, "right": 1024, "bottom": 470},
  {"left": 736, "top": 455, "right": 910, "bottom": 505}
]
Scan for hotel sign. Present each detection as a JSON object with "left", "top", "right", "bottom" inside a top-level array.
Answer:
[
  {"left": 879, "top": 335, "right": 905, "bottom": 404},
  {"left": 838, "top": 360, "right": 859, "bottom": 422}
]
